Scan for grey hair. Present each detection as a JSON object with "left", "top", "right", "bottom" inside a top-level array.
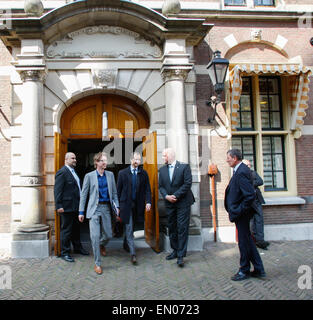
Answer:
[{"left": 227, "top": 149, "right": 242, "bottom": 161}]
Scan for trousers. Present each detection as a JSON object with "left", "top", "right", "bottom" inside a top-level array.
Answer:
[
  {"left": 167, "top": 205, "right": 191, "bottom": 258},
  {"left": 235, "top": 214, "right": 265, "bottom": 274},
  {"left": 59, "top": 212, "right": 82, "bottom": 256},
  {"left": 89, "top": 204, "right": 112, "bottom": 267}
]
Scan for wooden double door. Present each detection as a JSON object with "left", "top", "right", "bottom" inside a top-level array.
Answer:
[{"left": 54, "top": 94, "right": 160, "bottom": 255}]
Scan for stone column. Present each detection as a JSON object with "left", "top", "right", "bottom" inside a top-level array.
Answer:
[
  {"left": 17, "top": 69, "right": 48, "bottom": 233},
  {"left": 161, "top": 40, "right": 203, "bottom": 251},
  {"left": 162, "top": 68, "right": 191, "bottom": 163},
  {"left": 11, "top": 39, "right": 49, "bottom": 258}
]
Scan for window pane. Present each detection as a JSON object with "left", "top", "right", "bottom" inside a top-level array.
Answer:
[
  {"left": 232, "top": 138, "right": 241, "bottom": 150},
  {"left": 232, "top": 136, "right": 256, "bottom": 170},
  {"left": 262, "top": 136, "right": 286, "bottom": 190},
  {"left": 261, "top": 112, "right": 270, "bottom": 128},
  {"left": 271, "top": 112, "right": 281, "bottom": 128},
  {"left": 254, "top": 0, "right": 274, "bottom": 5},
  {"left": 237, "top": 77, "right": 253, "bottom": 130},
  {"left": 260, "top": 95, "right": 268, "bottom": 110},
  {"left": 264, "top": 171, "right": 273, "bottom": 188},
  {"left": 272, "top": 136, "right": 283, "bottom": 153},
  {"left": 241, "top": 79, "right": 250, "bottom": 94},
  {"left": 262, "top": 137, "right": 271, "bottom": 152},
  {"left": 267, "top": 78, "right": 279, "bottom": 94},
  {"left": 241, "top": 112, "right": 252, "bottom": 128},
  {"left": 270, "top": 95, "right": 280, "bottom": 111},
  {"left": 240, "top": 95, "right": 251, "bottom": 111},
  {"left": 273, "top": 154, "right": 283, "bottom": 170},
  {"left": 260, "top": 77, "right": 283, "bottom": 130},
  {"left": 225, "top": 0, "right": 246, "bottom": 5},
  {"left": 263, "top": 154, "right": 272, "bottom": 171},
  {"left": 274, "top": 172, "right": 285, "bottom": 189}
]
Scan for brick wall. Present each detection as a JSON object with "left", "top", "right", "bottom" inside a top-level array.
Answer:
[{"left": 196, "top": 20, "right": 313, "bottom": 228}]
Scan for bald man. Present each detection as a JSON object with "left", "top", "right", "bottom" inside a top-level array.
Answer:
[
  {"left": 54, "top": 152, "right": 89, "bottom": 262},
  {"left": 159, "top": 148, "right": 195, "bottom": 267}
]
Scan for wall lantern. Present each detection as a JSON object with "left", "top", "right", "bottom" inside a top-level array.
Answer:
[{"left": 206, "top": 50, "right": 229, "bottom": 123}]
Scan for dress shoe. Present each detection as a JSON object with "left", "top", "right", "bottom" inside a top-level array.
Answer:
[
  {"left": 94, "top": 265, "right": 102, "bottom": 275},
  {"left": 61, "top": 255, "right": 75, "bottom": 263},
  {"left": 250, "top": 270, "right": 266, "bottom": 279},
  {"left": 256, "top": 241, "right": 269, "bottom": 250},
  {"left": 100, "top": 245, "right": 106, "bottom": 257},
  {"left": 123, "top": 240, "right": 130, "bottom": 253},
  {"left": 131, "top": 255, "right": 137, "bottom": 265},
  {"left": 74, "top": 248, "right": 89, "bottom": 255},
  {"left": 177, "top": 257, "right": 184, "bottom": 268},
  {"left": 166, "top": 251, "right": 177, "bottom": 260},
  {"left": 231, "top": 271, "right": 250, "bottom": 281}
]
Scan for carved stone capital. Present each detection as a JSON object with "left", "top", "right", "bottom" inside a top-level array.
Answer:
[
  {"left": 19, "top": 69, "right": 46, "bottom": 82},
  {"left": 161, "top": 68, "right": 190, "bottom": 82}
]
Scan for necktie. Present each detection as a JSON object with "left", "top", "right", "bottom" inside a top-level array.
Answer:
[
  {"left": 132, "top": 169, "right": 137, "bottom": 201},
  {"left": 168, "top": 165, "right": 174, "bottom": 182},
  {"left": 71, "top": 168, "right": 81, "bottom": 193}
]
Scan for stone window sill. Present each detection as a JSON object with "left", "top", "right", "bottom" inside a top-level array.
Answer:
[{"left": 263, "top": 196, "right": 305, "bottom": 206}]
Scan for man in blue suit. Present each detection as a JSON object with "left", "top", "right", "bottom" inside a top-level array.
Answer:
[
  {"left": 224, "top": 149, "right": 266, "bottom": 281},
  {"left": 117, "top": 152, "right": 151, "bottom": 265}
]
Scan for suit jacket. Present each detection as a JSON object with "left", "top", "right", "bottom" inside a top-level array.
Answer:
[
  {"left": 158, "top": 161, "right": 195, "bottom": 208},
  {"left": 251, "top": 170, "right": 265, "bottom": 205},
  {"left": 117, "top": 166, "right": 152, "bottom": 224},
  {"left": 54, "top": 166, "right": 81, "bottom": 213},
  {"left": 79, "top": 170, "right": 119, "bottom": 219},
  {"left": 224, "top": 162, "right": 256, "bottom": 223}
]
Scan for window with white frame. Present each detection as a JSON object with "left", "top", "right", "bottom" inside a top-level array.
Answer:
[{"left": 231, "top": 76, "right": 288, "bottom": 192}]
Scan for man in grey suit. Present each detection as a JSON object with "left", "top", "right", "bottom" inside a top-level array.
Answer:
[
  {"left": 78, "top": 152, "right": 119, "bottom": 275},
  {"left": 158, "top": 148, "right": 195, "bottom": 268}
]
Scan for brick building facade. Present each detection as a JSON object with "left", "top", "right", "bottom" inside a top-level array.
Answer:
[{"left": 0, "top": 0, "right": 312, "bottom": 257}]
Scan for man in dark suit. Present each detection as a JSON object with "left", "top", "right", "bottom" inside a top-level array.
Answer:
[
  {"left": 159, "top": 148, "right": 195, "bottom": 268},
  {"left": 225, "top": 149, "right": 266, "bottom": 281},
  {"left": 242, "top": 159, "right": 270, "bottom": 250},
  {"left": 117, "top": 152, "right": 151, "bottom": 265},
  {"left": 54, "top": 152, "right": 89, "bottom": 262}
]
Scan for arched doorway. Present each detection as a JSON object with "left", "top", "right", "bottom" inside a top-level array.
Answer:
[{"left": 54, "top": 94, "right": 159, "bottom": 255}]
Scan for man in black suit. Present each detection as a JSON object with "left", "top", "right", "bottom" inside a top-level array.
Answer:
[
  {"left": 54, "top": 152, "right": 89, "bottom": 262},
  {"left": 159, "top": 148, "right": 195, "bottom": 268},
  {"left": 117, "top": 152, "right": 151, "bottom": 264},
  {"left": 225, "top": 149, "right": 266, "bottom": 281}
]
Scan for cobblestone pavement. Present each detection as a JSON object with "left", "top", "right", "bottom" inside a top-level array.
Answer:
[{"left": 0, "top": 240, "right": 313, "bottom": 300}]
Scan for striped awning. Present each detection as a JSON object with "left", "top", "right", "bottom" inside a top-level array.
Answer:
[{"left": 229, "top": 64, "right": 312, "bottom": 131}]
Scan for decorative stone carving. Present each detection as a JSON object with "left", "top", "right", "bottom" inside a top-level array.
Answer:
[
  {"left": 92, "top": 68, "right": 118, "bottom": 88},
  {"left": 24, "top": 0, "right": 44, "bottom": 17},
  {"left": 19, "top": 70, "right": 46, "bottom": 82},
  {"left": 251, "top": 29, "right": 262, "bottom": 41},
  {"left": 11, "top": 175, "right": 44, "bottom": 187},
  {"left": 161, "top": 68, "right": 189, "bottom": 82},
  {"left": 162, "top": 0, "right": 181, "bottom": 16},
  {"left": 46, "top": 26, "right": 162, "bottom": 59}
]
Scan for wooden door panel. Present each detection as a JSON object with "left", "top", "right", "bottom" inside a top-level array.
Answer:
[
  {"left": 54, "top": 132, "right": 68, "bottom": 256},
  {"left": 143, "top": 131, "right": 160, "bottom": 252},
  {"left": 71, "top": 107, "right": 97, "bottom": 136}
]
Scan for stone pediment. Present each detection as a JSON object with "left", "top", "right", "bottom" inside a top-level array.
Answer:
[{"left": 46, "top": 25, "right": 162, "bottom": 59}]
